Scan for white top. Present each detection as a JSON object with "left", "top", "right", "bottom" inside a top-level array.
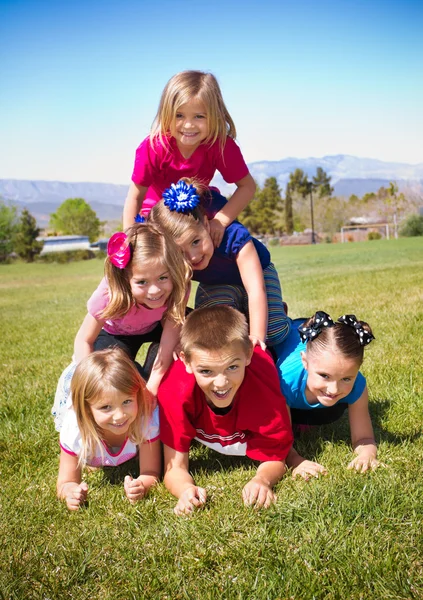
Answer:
[{"left": 59, "top": 406, "right": 160, "bottom": 467}]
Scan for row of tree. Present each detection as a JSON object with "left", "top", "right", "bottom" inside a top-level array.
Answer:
[
  {"left": 239, "top": 167, "right": 333, "bottom": 237},
  {"left": 238, "top": 170, "right": 420, "bottom": 238},
  {"left": 0, "top": 197, "right": 102, "bottom": 262}
]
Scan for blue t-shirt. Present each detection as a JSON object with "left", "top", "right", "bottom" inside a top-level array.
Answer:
[
  {"left": 194, "top": 190, "right": 271, "bottom": 286},
  {"left": 274, "top": 318, "right": 366, "bottom": 410}
]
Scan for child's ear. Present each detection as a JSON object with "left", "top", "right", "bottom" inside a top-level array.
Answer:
[
  {"left": 203, "top": 216, "right": 211, "bottom": 233},
  {"left": 300, "top": 351, "right": 308, "bottom": 371},
  {"left": 245, "top": 346, "right": 254, "bottom": 366},
  {"left": 180, "top": 352, "right": 193, "bottom": 374}
]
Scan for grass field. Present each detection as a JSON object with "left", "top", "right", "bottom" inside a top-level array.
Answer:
[{"left": 1, "top": 237, "right": 422, "bottom": 600}]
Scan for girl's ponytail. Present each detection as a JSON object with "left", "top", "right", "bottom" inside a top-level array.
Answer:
[{"left": 300, "top": 311, "right": 374, "bottom": 365}]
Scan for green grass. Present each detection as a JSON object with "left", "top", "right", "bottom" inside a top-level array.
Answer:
[{"left": 1, "top": 237, "right": 423, "bottom": 599}]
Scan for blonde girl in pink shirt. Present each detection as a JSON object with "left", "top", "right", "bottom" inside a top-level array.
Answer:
[
  {"left": 123, "top": 70, "right": 256, "bottom": 246},
  {"left": 73, "top": 222, "right": 191, "bottom": 397}
]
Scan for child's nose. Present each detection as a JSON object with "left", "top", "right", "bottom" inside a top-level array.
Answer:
[
  {"left": 327, "top": 381, "right": 339, "bottom": 394},
  {"left": 114, "top": 406, "right": 125, "bottom": 420},
  {"left": 214, "top": 373, "right": 228, "bottom": 388},
  {"left": 148, "top": 283, "right": 161, "bottom": 294}
]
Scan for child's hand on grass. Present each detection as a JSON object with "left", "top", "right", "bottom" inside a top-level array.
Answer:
[
  {"left": 124, "top": 475, "right": 146, "bottom": 503},
  {"left": 174, "top": 486, "right": 207, "bottom": 516},
  {"left": 242, "top": 477, "right": 276, "bottom": 509},
  {"left": 348, "top": 453, "right": 380, "bottom": 473},
  {"left": 292, "top": 460, "right": 328, "bottom": 481},
  {"left": 62, "top": 481, "right": 88, "bottom": 511}
]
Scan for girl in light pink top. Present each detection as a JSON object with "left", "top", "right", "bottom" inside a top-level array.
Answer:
[
  {"left": 73, "top": 222, "right": 191, "bottom": 397},
  {"left": 123, "top": 70, "right": 256, "bottom": 247}
]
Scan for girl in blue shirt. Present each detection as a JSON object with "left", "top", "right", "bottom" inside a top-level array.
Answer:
[{"left": 275, "top": 311, "right": 380, "bottom": 480}]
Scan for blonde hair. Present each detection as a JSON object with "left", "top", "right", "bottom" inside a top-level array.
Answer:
[
  {"left": 181, "top": 305, "right": 252, "bottom": 362},
  {"left": 70, "top": 348, "right": 152, "bottom": 466},
  {"left": 148, "top": 178, "right": 210, "bottom": 244},
  {"left": 150, "top": 70, "right": 236, "bottom": 153},
  {"left": 102, "top": 222, "right": 191, "bottom": 324}
]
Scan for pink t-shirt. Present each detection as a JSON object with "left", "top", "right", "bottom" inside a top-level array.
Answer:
[
  {"left": 131, "top": 135, "right": 249, "bottom": 213},
  {"left": 87, "top": 277, "right": 167, "bottom": 335}
]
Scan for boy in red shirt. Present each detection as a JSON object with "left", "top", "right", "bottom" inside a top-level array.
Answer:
[{"left": 158, "top": 305, "right": 293, "bottom": 515}]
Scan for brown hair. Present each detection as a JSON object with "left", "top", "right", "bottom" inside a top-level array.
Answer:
[
  {"left": 148, "top": 178, "right": 210, "bottom": 243},
  {"left": 150, "top": 70, "right": 236, "bottom": 153},
  {"left": 70, "top": 348, "right": 152, "bottom": 466},
  {"left": 181, "top": 305, "right": 252, "bottom": 362},
  {"left": 302, "top": 314, "right": 374, "bottom": 365},
  {"left": 102, "top": 222, "right": 191, "bottom": 324}
]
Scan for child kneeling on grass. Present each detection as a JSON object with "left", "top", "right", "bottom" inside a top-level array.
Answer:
[
  {"left": 275, "top": 311, "right": 380, "bottom": 480},
  {"left": 55, "top": 348, "right": 161, "bottom": 511},
  {"left": 157, "top": 305, "right": 293, "bottom": 516}
]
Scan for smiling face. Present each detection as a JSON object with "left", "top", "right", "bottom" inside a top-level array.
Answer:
[
  {"left": 90, "top": 388, "right": 138, "bottom": 438},
  {"left": 302, "top": 348, "right": 360, "bottom": 407},
  {"left": 129, "top": 259, "right": 173, "bottom": 309},
  {"left": 175, "top": 220, "right": 214, "bottom": 271},
  {"left": 182, "top": 342, "right": 252, "bottom": 410},
  {"left": 170, "top": 97, "right": 209, "bottom": 155}
]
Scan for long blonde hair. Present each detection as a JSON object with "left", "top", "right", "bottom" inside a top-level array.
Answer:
[
  {"left": 70, "top": 348, "right": 152, "bottom": 466},
  {"left": 102, "top": 222, "right": 191, "bottom": 324},
  {"left": 150, "top": 70, "right": 236, "bottom": 153}
]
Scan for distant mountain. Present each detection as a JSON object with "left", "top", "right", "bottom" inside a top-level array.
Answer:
[
  {"left": 1, "top": 155, "right": 422, "bottom": 226},
  {"left": 211, "top": 154, "right": 423, "bottom": 196}
]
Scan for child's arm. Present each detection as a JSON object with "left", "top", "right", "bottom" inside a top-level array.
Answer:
[
  {"left": 348, "top": 386, "right": 379, "bottom": 472},
  {"left": 209, "top": 173, "right": 256, "bottom": 247},
  {"left": 163, "top": 444, "right": 207, "bottom": 516},
  {"left": 284, "top": 406, "right": 328, "bottom": 480},
  {"left": 57, "top": 449, "right": 88, "bottom": 511},
  {"left": 146, "top": 319, "right": 182, "bottom": 398},
  {"left": 123, "top": 182, "right": 148, "bottom": 230},
  {"left": 242, "top": 460, "right": 286, "bottom": 509},
  {"left": 74, "top": 313, "right": 104, "bottom": 363},
  {"left": 124, "top": 439, "right": 161, "bottom": 504},
  {"left": 236, "top": 240, "right": 268, "bottom": 349}
]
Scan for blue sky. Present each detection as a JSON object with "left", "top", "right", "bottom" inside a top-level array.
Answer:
[{"left": 1, "top": 0, "right": 422, "bottom": 184}]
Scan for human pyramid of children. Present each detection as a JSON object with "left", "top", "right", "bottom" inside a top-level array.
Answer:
[{"left": 53, "top": 70, "right": 380, "bottom": 514}]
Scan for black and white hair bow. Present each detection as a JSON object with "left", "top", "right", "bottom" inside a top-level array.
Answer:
[
  {"left": 337, "top": 314, "right": 375, "bottom": 346},
  {"left": 298, "top": 311, "right": 335, "bottom": 343}
]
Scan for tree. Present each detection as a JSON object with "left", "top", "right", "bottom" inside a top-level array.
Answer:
[
  {"left": 400, "top": 213, "right": 423, "bottom": 237},
  {"left": 384, "top": 181, "right": 406, "bottom": 239},
  {"left": 239, "top": 178, "right": 283, "bottom": 234},
  {"left": 50, "top": 198, "right": 101, "bottom": 242},
  {"left": 312, "top": 167, "right": 334, "bottom": 199},
  {"left": 284, "top": 183, "right": 294, "bottom": 235},
  {"left": 0, "top": 201, "right": 18, "bottom": 262},
  {"left": 14, "top": 208, "right": 43, "bottom": 262},
  {"left": 288, "top": 168, "right": 333, "bottom": 242}
]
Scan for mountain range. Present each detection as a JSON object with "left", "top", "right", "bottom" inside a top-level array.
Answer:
[{"left": 1, "top": 155, "right": 422, "bottom": 226}]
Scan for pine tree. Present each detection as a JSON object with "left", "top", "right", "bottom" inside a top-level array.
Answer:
[
  {"left": 284, "top": 183, "right": 294, "bottom": 234},
  {"left": 14, "top": 208, "right": 43, "bottom": 262}
]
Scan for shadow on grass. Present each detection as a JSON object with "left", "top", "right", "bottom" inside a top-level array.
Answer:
[
  {"left": 92, "top": 398, "right": 421, "bottom": 486},
  {"left": 294, "top": 398, "right": 421, "bottom": 458}
]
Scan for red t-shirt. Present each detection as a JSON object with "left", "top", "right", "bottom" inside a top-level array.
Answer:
[
  {"left": 158, "top": 347, "right": 293, "bottom": 462},
  {"left": 131, "top": 135, "right": 249, "bottom": 209}
]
